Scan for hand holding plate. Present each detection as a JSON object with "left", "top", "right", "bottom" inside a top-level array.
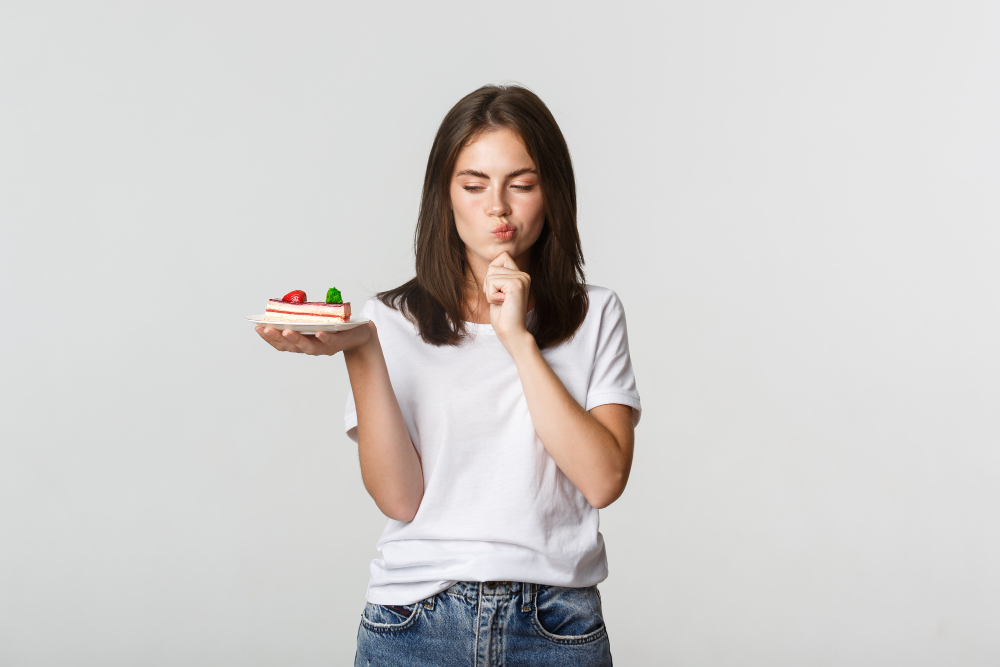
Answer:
[{"left": 255, "top": 322, "right": 372, "bottom": 356}]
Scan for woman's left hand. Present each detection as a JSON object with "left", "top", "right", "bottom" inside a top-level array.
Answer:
[{"left": 485, "top": 251, "right": 532, "bottom": 346}]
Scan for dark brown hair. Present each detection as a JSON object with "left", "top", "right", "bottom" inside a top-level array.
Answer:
[{"left": 376, "top": 84, "right": 588, "bottom": 350}]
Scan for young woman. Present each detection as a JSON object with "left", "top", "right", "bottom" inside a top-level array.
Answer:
[{"left": 255, "top": 84, "right": 641, "bottom": 666}]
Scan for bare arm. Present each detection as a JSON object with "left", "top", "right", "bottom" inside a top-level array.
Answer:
[
  {"left": 256, "top": 324, "right": 423, "bottom": 521},
  {"left": 482, "top": 252, "right": 635, "bottom": 508},
  {"left": 343, "top": 329, "right": 423, "bottom": 521},
  {"left": 507, "top": 334, "right": 635, "bottom": 508}
]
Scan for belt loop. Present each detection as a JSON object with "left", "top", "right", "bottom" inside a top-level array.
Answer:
[{"left": 521, "top": 582, "right": 533, "bottom": 612}]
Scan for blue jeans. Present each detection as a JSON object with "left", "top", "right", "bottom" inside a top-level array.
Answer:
[{"left": 355, "top": 580, "right": 612, "bottom": 666}]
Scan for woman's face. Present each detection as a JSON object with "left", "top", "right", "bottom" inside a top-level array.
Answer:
[{"left": 449, "top": 127, "right": 545, "bottom": 271}]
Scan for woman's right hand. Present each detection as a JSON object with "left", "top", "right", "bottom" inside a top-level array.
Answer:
[{"left": 255, "top": 322, "right": 373, "bottom": 356}]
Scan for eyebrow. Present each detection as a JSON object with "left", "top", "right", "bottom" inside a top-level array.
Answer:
[{"left": 455, "top": 167, "right": 538, "bottom": 179}]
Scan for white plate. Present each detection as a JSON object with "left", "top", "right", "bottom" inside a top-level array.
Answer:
[{"left": 246, "top": 314, "right": 371, "bottom": 335}]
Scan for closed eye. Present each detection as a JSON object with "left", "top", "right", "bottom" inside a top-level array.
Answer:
[{"left": 461, "top": 184, "right": 536, "bottom": 192}]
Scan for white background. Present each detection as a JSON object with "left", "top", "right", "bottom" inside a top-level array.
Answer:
[{"left": 2, "top": 2, "right": 998, "bottom": 665}]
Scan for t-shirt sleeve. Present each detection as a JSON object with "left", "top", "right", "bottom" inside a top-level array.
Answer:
[
  {"left": 586, "top": 290, "right": 642, "bottom": 427},
  {"left": 344, "top": 299, "right": 373, "bottom": 443}
]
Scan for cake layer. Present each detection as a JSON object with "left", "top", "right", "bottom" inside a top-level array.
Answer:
[
  {"left": 265, "top": 299, "right": 350, "bottom": 316},
  {"left": 264, "top": 313, "right": 349, "bottom": 323},
  {"left": 264, "top": 300, "right": 351, "bottom": 323}
]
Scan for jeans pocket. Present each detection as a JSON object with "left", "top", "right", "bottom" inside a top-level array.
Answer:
[
  {"left": 532, "top": 585, "right": 608, "bottom": 645},
  {"left": 360, "top": 601, "right": 422, "bottom": 633}
]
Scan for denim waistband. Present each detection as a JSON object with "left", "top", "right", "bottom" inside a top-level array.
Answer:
[{"left": 442, "top": 581, "right": 536, "bottom": 612}]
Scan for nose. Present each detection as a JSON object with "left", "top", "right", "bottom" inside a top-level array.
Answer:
[{"left": 487, "top": 187, "right": 511, "bottom": 217}]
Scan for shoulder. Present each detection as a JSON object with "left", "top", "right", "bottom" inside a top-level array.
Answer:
[
  {"left": 583, "top": 284, "right": 627, "bottom": 319},
  {"left": 579, "top": 285, "right": 634, "bottom": 349},
  {"left": 356, "top": 297, "right": 393, "bottom": 322},
  {"left": 357, "top": 296, "right": 419, "bottom": 335},
  {"left": 585, "top": 283, "right": 617, "bottom": 302}
]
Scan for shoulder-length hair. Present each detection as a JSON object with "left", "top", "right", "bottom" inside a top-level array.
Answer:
[{"left": 376, "top": 84, "right": 588, "bottom": 350}]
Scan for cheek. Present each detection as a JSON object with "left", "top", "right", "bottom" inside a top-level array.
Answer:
[
  {"left": 449, "top": 191, "right": 469, "bottom": 225},
  {"left": 452, "top": 207, "right": 474, "bottom": 238},
  {"left": 518, "top": 194, "right": 546, "bottom": 229},
  {"left": 451, "top": 188, "right": 477, "bottom": 218},
  {"left": 450, "top": 195, "right": 478, "bottom": 245}
]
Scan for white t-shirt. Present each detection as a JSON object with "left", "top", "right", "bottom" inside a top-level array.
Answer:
[{"left": 344, "top": 284, "right": 641, "bottom": 605}]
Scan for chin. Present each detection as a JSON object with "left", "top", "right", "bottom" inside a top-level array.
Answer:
[
  {"left": 480, "top": 239, "right": 510, "bottom": 253},
  {"left": 465, "top": 240, "right": 528, "bottom": 265},
  {"left": 491, "top": 243, "right": 520, "bottom": 258}
]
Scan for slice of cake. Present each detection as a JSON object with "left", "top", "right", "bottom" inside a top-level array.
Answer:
[{"left": 264, "top": 288, "right": 351, "bottom": 323}]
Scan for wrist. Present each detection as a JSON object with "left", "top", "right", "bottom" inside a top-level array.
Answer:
[
  {"left": 344, "top": 324, "right": 380, "bottom": 361},
  {"left": 502, "top": 330, "right": 538, "bottom": 360}
]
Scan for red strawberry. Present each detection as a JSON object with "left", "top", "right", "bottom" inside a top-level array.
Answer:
[{"left": 282, "top": 290, "right": 306, "bottom": 304}]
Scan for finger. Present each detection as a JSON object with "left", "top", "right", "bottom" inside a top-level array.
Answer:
[
  {"left": 314, "top": 331, "right": 338, "bottom": 347},
  {"left": 486, "top": 273, "right": 529, "bottom": 290},
  {"left": 484, "top": 265, "right": 520, "bottom": 278},
  {"left": 484, "top": 276, "right": 525, "bottom": 302},
  {"left": 484, "top": 275, "right": 500, "bottom": 296},
  {"left": 490, "top": 250, "right": 516, "bottom": 268},
  {"left": 489, "top": 251, "right": 518, "bottom": 270},
  {"left": 258, "top": 329, "right": 297, "bottom": 353},
  {"left": 258, "top": 326, "right": 288, "bottom": 347},
  {"left": 315, "top": 330, "right": 351, "bottom": 353},
  {"left": 483, "top": 270, "right": 525, "bottom": 298},
  {"left": 489, "top": 251, "right": 510, "bottom": 266},
  {"left": 282, "top": 329, "right": 321, "bottom": 354}
]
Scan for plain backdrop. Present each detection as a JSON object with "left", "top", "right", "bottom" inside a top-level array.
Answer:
[{"left": 1, "top": 2, "right": 998, "bottom": 665}]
